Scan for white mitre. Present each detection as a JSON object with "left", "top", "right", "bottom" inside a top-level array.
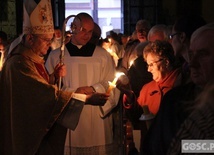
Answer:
[{"left": 8, "top": 0, "right": 54, "bottom": 54}]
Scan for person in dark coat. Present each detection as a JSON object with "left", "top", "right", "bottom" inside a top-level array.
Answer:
[{"left": 142, "top": 22, "right": 214, "bottom": 155}]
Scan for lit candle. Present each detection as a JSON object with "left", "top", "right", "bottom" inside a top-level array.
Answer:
[
  {"left": 0, "top": 50, "right": 4, "bottom": 71},
  {"left": 129, "top": 60, "right": 134, "bottom": 68},
  {"left": 107, "top": 72, "right": 124, "bottom": 94}
]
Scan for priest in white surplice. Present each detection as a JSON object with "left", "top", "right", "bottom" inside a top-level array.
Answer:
[{"left": 45, "top": 12, "right": 120, "bottom": 155}]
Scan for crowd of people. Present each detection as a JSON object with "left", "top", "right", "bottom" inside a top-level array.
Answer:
[{"left": 0, "top": 0, "right": 214, "bottom": 155}]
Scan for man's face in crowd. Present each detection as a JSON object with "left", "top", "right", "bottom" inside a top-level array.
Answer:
[
  {"left": 189, "top": 30, "right": 214, "bottom": 88},
  {"left": 136, "top": 26, "right": 148, "bottom": 43},
  {"left": 31, "top": 33, "right": 54, "bottom": 57},
  {"left": 72, "top": 17, "right": 94, "bottom": 45}
]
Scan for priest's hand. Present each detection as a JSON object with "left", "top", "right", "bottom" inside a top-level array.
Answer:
[
  {"left": 75, "top": 86, "right": 95, "bottom": 95},
  {"left": 75, "top": 86, "right": 109, "bottom": 106},
  {"left": 85, "top": 93, "right": 110, "bottom": 106}
]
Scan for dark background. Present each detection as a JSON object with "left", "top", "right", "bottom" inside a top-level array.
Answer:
[{"left": 1, "top": 0, "right": 214, "bottom": 37}]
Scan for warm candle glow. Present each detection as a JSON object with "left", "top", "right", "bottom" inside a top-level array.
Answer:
[
  {"left": 0, "top": 50, "right": 4, "bottom": 71},
  {"left": 129, "top": 60, "right": 134, "bottom": 68},
  {"left": 107, "top": 48, "right": 119, "bottom": 59},
  {"left": 106, "top": 48, "right": 112, "bottom": 54},
  {"left": 107, "top": 72, "right": 125, "bottom": 94}
]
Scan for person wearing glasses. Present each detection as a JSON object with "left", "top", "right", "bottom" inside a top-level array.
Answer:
[
  {"left": 116, "top": 40, "right": 182, "bottom": 154},
  {"left": 0, "top": 1, "right": 108, "bottom": 155},
  {"left": 169, "top": 15, "right": 206, "bottom": 76},
  {"left": 122, "top": 25, "right": 173, "bottom": 153},
  {"left": 118, "top": 19, "right": 151, "bottom": 74},
  {"left": 142, "top": 22, "right": 214, "bottom": 155},
  {"left": 118, "top": 40, "right": 181, "bottom": 115}
]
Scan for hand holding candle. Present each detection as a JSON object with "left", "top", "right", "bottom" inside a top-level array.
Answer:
[{"left": 107, "top": 72, "right": 125, "bottom": 94}]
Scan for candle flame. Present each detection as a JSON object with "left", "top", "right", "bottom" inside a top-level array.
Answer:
[
  {"left": 107, "top": 72, "right": 125, "bottom": 94},
  {"left": 0, "top": 50, "right": 4, "bottom": 71},
  {"left": 129, "top": 60, "right": 134, "bottom": 68},
  {"left": 116, "top": 72, "right": 125, "bottom": 78}
]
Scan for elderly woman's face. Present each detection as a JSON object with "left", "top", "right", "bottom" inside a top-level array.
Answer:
[{"left": 146, "top": 53, "right": 167, "bottom": 82}]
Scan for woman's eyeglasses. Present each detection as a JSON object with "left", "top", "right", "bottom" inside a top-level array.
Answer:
[{"left": 147, "top": 59, "right": 163, "bottom": 68}]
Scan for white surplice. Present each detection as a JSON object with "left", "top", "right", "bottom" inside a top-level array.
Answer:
[{"left": 45, "top": 44, "right": 120, "bottom": 155}]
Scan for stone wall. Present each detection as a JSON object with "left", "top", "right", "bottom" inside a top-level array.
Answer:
[{"left": 0, "top": 0, "right": 16, "bottom": 41}]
